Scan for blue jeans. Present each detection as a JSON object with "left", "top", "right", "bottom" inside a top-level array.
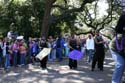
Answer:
[
  {"left": 13, "top": 51, "right": 18, "bottom": 66},
  {"left": 48, "top": 53, "right": 52, "bottom": 61},
  {"left": 5, "top": 54, "right": 10, "bottom": 69},
  {"left": 111, "top": 50, "right": 125, "bottom": 83},
  {"left": 0, "top": 52, "right": 2, "bottom": 67},
  {"left": 81, "top": 47, "right": 86, "bottom": 54},
  {"left": 0, "top": 56, "right": 1, "bottom": 67},
  {"left": 87, "top": 49, "right": 94, "bottom": 62},
  {"left": 28, "top": 49, "right": 32, "bottom": 58},
  {"left": 51, "top": 49, "right": 56, "bottom": 60},
  {"left": 65, "top": 47, "right": 69, "bottom": 57},
  {"left": 56, "top": 48, "right": 63, "bottom": 61},
  {"left": 20, "top": 54, "right": 26, "bottom": 65},
  {"left": 48, "top": 49, "right": 56, "bottom": 61}
]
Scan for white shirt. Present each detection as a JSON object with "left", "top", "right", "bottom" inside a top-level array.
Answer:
[
  {"left": 7, "top": 31, "right": 12, "bottom": 40},
  {"left": 86, "top": 38, "right": 95, "bottom": 50},
  {"left": 3, "top": 42, "right": 6, "bottom": 56}
]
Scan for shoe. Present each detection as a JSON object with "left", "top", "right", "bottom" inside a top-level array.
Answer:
[
  {"left": 7, "top": 66, "right": 11, "bottom": 69},
  {"left": 69, "top": 67, "right": 72, "bottom": 69},
  {"left": 100, "top": 68, "right": 103, "bottom": 71},
  {"left": 48, "top": 59, "right": 53, "bottom": 62},
  {"left": 122, "top": 81, "right": 125, "bottom": 83},
  {"left": 100, "top": 69, "right": 103, "bottom": 71},
  {"left": 0, "top": 67, "right": 3, "bottom": 70},
  {"left": 21, "top": 64, "right": 25, "bottom": 66},
  {"left": 73, "top": 67, "right": 77, "bottom": 69},
  {"left": 18, "top": 65, "right": 21, "bottom": 67},
  {"left": 91, "top": 68, "right": 94, "bottom": 71},
  {"left": 58, "top": 59, "right": 63, "bottom": 62},
  {"left": 40, "top": 69, "right": 48, "bottom": 73},
  {"left": 4, "top": 68, "right": 9, "bottom": 72},
  {"left": 42, "top": 67, "right": 47, "bottom": 70}
]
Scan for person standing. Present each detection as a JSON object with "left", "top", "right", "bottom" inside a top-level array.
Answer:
[
  {"left": 0, "top": 38, "right": 3, "bottom": 68},
  {"left": 7, "top": 31, "right": 12, "bottom": 40},
  {"left": 64, "top": 38, "right": 69, "bottom": 57},
  {"left": 3, "top": 38, "right": 10, "bottom": 70},
  {"left": 47, "top": 36, "right": 53, "bottom": 61},
  {"left": 12, "top": 40, "right": 19, "bottom": 67},
  {"left": 109, "top": 13, "right": 125, "bottom": 83},
  {"left": 32, "top": 39, "right": 39, "bottom": 64},
  {"left": 27, "top": 37, "right": 33, "bottom": 64},
  {"left": 19, "top": 40, "right": 27, "bottom": 66},
  {"left": 81, "top": 36, "right": 86, "bottom": 57},
  {"left": 51, "top": 38, "right": 57, "bottom": 61},
  {"left": 56, "top": 34, "right": 65, "bottom": 61},
  {"left": 86, "top": 34, "right": 95, "bottom": 63},
  {"left": 68, "top": 34, "right": 78, "bottom": 69},
  {"left": 39, "top": 36, "right": 48, "bottom": 70},
  {"left": 91, "top": 31, "right": 105, "bottom": 71}
]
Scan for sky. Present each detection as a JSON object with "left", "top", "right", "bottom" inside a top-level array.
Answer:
[
  {"left": 97, "top": 0, "right": 109, "bottom": 17},
  {"left": 74, "top": 0, "right": 109, "bottom": 29},
  {"left": 69, "top": 0, "right": 109, "bottom": 18}
]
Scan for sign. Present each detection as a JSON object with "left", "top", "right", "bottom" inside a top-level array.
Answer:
[{"left": 36, "top": 48, "right": 51, "bottom": 60}]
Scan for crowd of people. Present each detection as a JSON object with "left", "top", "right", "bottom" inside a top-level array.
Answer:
[
  {"left": 0, "top": 10, "right": 125, "bottom": 83},
  {"left": 1, "top": 21, "right": 125, "bottom": 83},
  {"left": 0, "top": 34, "right": 66, "bottom": 70},
  {"left": 0, "top": 29, "right": 109, "bottom": 72}
]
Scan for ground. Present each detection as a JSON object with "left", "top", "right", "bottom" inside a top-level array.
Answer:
[{"left": 0, "top": 51, "right": 115, "bottom": 83}]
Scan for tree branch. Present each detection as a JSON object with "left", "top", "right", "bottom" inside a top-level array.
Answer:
[
  {"left": 51, "top": 0, "right": 96, "bottom": 23},
  {"left": 79, "top": 12, "right": 97, "bottom": 29},
  {"left": 52, "top": 5, "right": 67, "bottom": 10},
  {"left": 7, "top": 0, "right": 14, "bottom": 7}
]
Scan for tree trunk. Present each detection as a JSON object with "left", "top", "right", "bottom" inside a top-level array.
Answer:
[{"left": 41, "top": 0, "right": 56, "bottom": 37}]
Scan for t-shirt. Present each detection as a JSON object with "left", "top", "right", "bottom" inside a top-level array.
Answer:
[
  {"left": 86, "top": 38, "right": 94, "bottom": 50},
  {"left": 95, "top": 35, "right": 104, "bottom": 48},
  {"left": 69, "top": 39, "right": 77, "bottom": 51},
  {"left": 7, "top": 31, "right": 12, "bottom": 40}
]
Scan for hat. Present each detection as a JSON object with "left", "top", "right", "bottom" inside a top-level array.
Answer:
[{"left": 17, "top": 36, "right": 24, "bottom": 40}]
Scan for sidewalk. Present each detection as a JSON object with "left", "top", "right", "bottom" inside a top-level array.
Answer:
[{"left": 0, "top": 51, "right": 114, "bottom": 83}]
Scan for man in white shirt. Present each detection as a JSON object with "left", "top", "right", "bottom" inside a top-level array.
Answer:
[
  {"left": 7, "top": 31, "right": 12, "bottom": 40},
  {"left": 86, "top": 34, "right": 95, "bottom": 63}
]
